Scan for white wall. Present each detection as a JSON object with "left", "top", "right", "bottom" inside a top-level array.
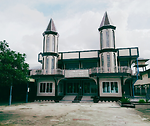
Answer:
[
  {"left": 37, "top": 78, "right": 55, "bottom": 96},
  {"left": 131, "top": 48, "right": 137, "bottom": 56},
  {"left": 119, "top": 49, "right": 129, "bottom": 56},
  {"left": 63, "top": 53, "right": 79, "bottom": 59},
  {"left": 99, "top": 77, "right": 122, "bottom": 97},
  {"left": 80, "top": 51, "right": 98, "bottom": 58}
]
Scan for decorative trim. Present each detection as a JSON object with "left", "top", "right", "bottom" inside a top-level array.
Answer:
[
  {"left": 43, "top": 30, "right": 58, "bottom": 36},
  {"left": 99, "top": 48, "right": 118, "bottom": 53},
  {"left": 98, "top": 25, "right": 116, "bottom": 31},
  {"left": 42, "top": 52, "right": 59, "bottom": 57}
]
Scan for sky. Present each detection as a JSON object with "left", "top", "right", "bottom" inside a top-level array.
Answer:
[{"left": 0, "top": 0, "right": 150, "bottom": 69}]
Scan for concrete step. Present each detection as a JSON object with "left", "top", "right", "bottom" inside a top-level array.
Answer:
[
  {"left": 80, "top": 96, "right": 93, "bottom": 103},
  {"left": 61, "top": 95, "right": 76, "bottom": 101}
]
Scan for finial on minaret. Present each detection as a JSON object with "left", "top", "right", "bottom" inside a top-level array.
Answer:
[
  {"left": 98, "top": 11, "right": 116, "bottom": 31},
  {"left": 43, "top": 18, "right": 58, "bottom": 36},
  {"left": 46, "top": 18, "right": 57, "bottom": 32}
]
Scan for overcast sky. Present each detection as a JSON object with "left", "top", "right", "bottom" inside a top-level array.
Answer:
[{"left": 0, "top": 0, "right": 150, "bottom": 69}]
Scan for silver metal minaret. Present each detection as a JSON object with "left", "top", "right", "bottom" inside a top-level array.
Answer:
[
  {"left": 98, "top": 12, "right": 118, "bottom": 72},
  {"left": 38, "top": 19, "right": 59, "bottom": 74}
]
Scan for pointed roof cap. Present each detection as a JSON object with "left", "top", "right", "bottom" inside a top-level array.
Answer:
[
  {"left": 98, "top": 12, "right": 116, "bottom": 31},
  {"left": 43, "top": 18, "right": 58, "bottom": 36},
  {"left": 46, "top": 18, "right": 57, "bottom": 32}
]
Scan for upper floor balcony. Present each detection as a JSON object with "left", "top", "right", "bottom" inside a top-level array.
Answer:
[
  {"left": 30, "top": 66, "right": 132, "bottom": 77},
  {"left": 89, "top": 67, "right": 132, "bottom": 75}
]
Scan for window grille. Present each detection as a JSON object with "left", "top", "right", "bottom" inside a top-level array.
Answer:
[
  {"left": 102, "top": 82, "right": 118, "bottom": 93},
  {"left": 40, "top": 83, "right": 53, "bottom": 93}
]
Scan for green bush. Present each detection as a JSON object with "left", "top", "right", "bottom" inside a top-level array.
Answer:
[
  {"left": 120, "top": 97, "right": 130, "bottom": 104},
  {"left": 138, "top": 99, "right": 146, "bottom": 103}
]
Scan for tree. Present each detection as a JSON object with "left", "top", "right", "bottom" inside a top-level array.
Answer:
[{"left": 0, "top": 40, "right": 29, "bottom": 105}]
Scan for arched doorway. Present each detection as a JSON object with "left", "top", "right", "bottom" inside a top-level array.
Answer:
[
  {"left": 123, "top": 78, "right": 132, "bottom": 96},
  {"left": 58, "top": 78, "right": 97, "bottom": 96}
]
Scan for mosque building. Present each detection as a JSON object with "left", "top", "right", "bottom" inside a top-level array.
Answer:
[{"left": 30, "top": 12, "right": 139, "bottom": 102}]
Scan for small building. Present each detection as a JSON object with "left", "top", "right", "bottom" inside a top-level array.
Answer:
[
  {"left": 134, "top": 58, "right": 150, "bottom": 96},
  {"left": 30, "top": 12, "right": 139, "bottom": 102}
]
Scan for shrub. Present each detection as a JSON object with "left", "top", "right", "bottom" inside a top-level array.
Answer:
[
  {"left": 120, "top": 97, "right": 130, "bottom": 104},
  {"left": 138, "top": 99, "right": 146, "bottom": 103}
]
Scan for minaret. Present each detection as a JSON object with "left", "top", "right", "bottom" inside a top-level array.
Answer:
[
  {"left": 39, "top": 19, "right": 59, "bottom": 74},
  {"left": 98, "top": 12, "right": 118, "bottom": 72}
]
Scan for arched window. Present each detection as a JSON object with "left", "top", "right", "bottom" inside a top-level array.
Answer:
[
  {"left": 52, "top": 35, "right": 55, "bottom": 52},
  {"left": 51, "top": 56, "right": 55, "bottom": 69},
  {"left": 46, "top": 56, "right": 49, "bottom": 70},
  {"left": 43, "top": 36, "right": 45, "bottom": 52},
  {"left": 101, "top": 54, "right": 104, "bottom": 67},
  {"left": 106, "top": 30, "right": 109, "bottom": 47},
  {"left": 46, "top": 35, "right": 50, "bottom": 52},
  {"left": 114, "top": 53, "right": 116, "bottom": 66},
  {"left": 107, "top": 53, "right": 110, "bottom": 68},
  {"left": 100, "top": 31, "right": 103, "bottom": 49},
  {"left": 113, "top": 30, "right": 115, "bottom": 48}
]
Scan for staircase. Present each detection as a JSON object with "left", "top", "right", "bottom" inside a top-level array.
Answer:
[
  {"left": 72, "top": 95, "right": 83, "bottom": 103},
  {"left": 80, "top": 96, "right": 93, "bottom": 103},
  {"left": 60, "top": 95, "right": 94, "bottom": 103},
  {"left": 60, "top": 95, "right": 76, "bottom": 103}
]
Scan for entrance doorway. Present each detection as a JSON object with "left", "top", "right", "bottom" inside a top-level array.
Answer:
[
  {"left": 66, "top": 82, "right": 79, "bottom": 94},
  {"left": 83, "top": 81, "right": 97, "bottom": 95},
  {"left": 64, "top": 79, "right": 97, "bottom": 95}
]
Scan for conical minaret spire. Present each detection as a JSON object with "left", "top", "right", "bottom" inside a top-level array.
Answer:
[
  {"left": 43, "top": 18, "right": 58, "bottom": 36},
  {"left": 98, "top": 12, "right": 116, "bottom": 31},
  {"left": 46, "top": 18, "right": 57, "bottom": 32}
]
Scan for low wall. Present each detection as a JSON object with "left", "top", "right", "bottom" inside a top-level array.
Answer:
[{"left": 134, "top": 103, "right": 150, "bottom": 109}]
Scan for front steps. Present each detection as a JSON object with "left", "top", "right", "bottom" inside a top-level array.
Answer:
[
  {"left": 60, "top": 95, "right": 76, "bottom": 103},
  {"left": 34, "top": 96, "right": 121, "bottom": 103},
  {"left": 60, "top": 95, "right": 93, "bottom": 103},
  {"left": 80, "top": 96, "right": 93, "bottom": 103},
  {"left": 72, "top": 95, "right": 83, "bottom": 103}
]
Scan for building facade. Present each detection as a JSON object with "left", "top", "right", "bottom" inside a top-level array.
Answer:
[
  {"left": 30, "top": 12, "right": 139, "bottom": 102},
  {"left": 134, "top": 59, "right": 150, "bottom": 96}
]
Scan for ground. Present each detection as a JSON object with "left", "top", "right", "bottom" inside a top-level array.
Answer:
[{"left": 0, "top": 102, "right": 150, "bottom": 126}]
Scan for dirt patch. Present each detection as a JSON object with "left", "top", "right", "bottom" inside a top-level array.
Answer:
[
  {"left": 0, "top": 102, "right": 150, "bottom": 126},
  {"left": 45, "top": 116, "right": 53, "bottom": 118},
  {"left": 19, "top": 108, "right": 32, "bottom": 110},
  {"left": 135, "top": 108, "right": 150, "bottom": 121},
  {"left": 0, "top": 124, "right": 14, "bottom": 126}
]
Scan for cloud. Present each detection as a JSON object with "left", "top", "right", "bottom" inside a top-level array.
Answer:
[
  {"left": 0, "top": 3, "right": 47, "bottom": 68},
  {"left": 0, "top": 0, "right": 150, "bottom": 70},
  {"left": 56, "top": 11, "right": 102, "bottom": 52}
]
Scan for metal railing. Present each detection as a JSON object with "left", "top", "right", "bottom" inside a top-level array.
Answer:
[
  {"left": 30, "top": 66, "right": 132, "bottom": 76},
  {"left": 89, "top": 67, "right": 132, "bottom": 74},
  {"left": 30, "top": 69, "right": 64, "bottom": 76}
]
